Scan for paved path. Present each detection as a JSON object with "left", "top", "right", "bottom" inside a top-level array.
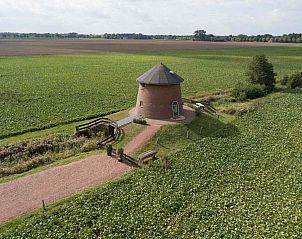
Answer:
[
  {"left": 124, "top": 125, "right": 160, "bottom": 154},
  {"left": 0, "top": 125, "right": 160, "bottom": 222},
  {"left": 116, "top": 115, "right": 137, "bottom": 128},
  {"left": 116, "top": 115, "right": 140, "bottom": 128}
]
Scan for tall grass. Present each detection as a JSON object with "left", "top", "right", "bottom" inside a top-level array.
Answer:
[{"left": 0, "top": 134, "right": 98, "bottom": 177}]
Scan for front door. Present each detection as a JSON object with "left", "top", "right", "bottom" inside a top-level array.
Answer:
[{"left": 172, "top": 101, "right": 180, "bottom": 118}]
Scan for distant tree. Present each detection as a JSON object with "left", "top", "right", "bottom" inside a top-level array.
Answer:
[
  {"left": 246, "top": 55, "right": 276, "bottom": 90},
  {"left": 292, "top": 37, "right": 297, "bottom": 43},
  {"left": 67, "top": 32, "right": 78, "bottom": 38},
  {"left": 193, "top": 30, "right": 207, "bottom": 41}
]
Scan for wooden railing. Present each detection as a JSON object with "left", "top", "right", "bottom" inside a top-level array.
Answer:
[
  {"left": 76, "top": 118, "right": 117, "bottom": 133},
  {"left": 76, "top": 117, "right": 120, "bottom": 146},
  {"left": 182, "top": 98, "right": 217, "bottom": 113}
]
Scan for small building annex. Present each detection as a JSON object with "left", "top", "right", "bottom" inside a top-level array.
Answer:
[{"left": 135, "top": 63, "right": 184, "bottom": 120}]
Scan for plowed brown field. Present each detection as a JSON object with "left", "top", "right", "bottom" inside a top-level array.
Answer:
[{"left": 0, "top": 39, "right": 296, "bottom": 56}]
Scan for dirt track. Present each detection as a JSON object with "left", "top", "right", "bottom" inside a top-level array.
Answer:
[
  {"left": 0, "top": 39, "right": 297, "bottom": 56},
  {"left": 0, "top": 124, "right": 160, "bottom": 222}
]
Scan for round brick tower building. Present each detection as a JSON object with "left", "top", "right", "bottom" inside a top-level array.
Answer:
[{"left": 135, "top": 63, "right": 184, "bottom": 120}]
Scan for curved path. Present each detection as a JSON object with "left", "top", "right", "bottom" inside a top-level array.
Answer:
[{"left": 0, "top": 125, "right": 160, "bottom": 222}]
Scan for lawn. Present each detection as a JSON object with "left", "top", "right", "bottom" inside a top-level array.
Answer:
[
  {"left": 1, "top": 47, "right": 302, "bottom": 139},
  {"left": 1, "top": 91, "right": 302, "bottom": 238}
]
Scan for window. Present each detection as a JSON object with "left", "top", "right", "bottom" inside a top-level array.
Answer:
[{"left": 140, "top": 101, "right": 143, "bottom": 107}]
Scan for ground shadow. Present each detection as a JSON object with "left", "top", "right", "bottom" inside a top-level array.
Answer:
[
  {"left": 145, "top": 112, "right": 241, "bottom": 152},
  {"left": 156, "top": 141, "right": 170, "bottom": 149},
  {"left": 185, "top": 112, "right": 240, "bottom": 139}
]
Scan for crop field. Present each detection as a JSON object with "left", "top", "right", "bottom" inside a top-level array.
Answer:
[
  {"left": 1, "top": 46, "right": 302, "bottom": 139},
  {"left": 1, "top": 91, "right": 302, "bottom": 238}
]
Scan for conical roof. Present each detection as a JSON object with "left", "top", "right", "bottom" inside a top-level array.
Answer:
[{"left": 137, "top": 63, "right": 184, "bottom": 85}]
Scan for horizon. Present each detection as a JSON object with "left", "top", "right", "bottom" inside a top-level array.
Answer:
[
  {"left": 1, "top": 31, "right": 301, "bottom": 37},
  {"left": 0, "top": 0, "right": 301, "bottom": 36}
]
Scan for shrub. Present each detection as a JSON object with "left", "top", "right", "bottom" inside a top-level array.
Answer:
[
  {"left": 287, "top": 72, "right": 302, "bottom": 89},
  {"left": 82, "top": 141, "right": 97, "bottom": 152},
  {"left": 195, "top": 108, "right": 202, "bottom": 116},
  {"left": 246, "top": 55, "right": 276, "bottom": 90},
  {"left": 280, "top": 75, "right": 289, "bottom": 86},
  {"left": 232, "top": 83, "right": 267, "bottom": 101},
  {"left": 133, "top": 118, "right": 147, "bottom": 125}
]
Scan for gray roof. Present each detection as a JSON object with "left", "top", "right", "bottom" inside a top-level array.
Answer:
[{"left": 137, "top": 63, "right": 184, "bottom": 85}]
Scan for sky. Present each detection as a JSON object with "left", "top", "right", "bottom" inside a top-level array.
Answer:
[{"left": 0, "top": 0, "right": 301, "bottom": 35}]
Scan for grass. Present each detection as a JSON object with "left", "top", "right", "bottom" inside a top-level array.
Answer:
[
  {"left": 113, "top": 123, "right": 147, "bottom": 149},
  {"left": 134, "top": 111, "right": 236, "bottom": 158},
  {"left": 0, "top": 109, "right": 130, "bottom": 144},
  {"left": 1, "top": 47, "right": 302, "bottom": 139},
  {"left": 1, "top": 90, "right": 302, "bottom": 238}
]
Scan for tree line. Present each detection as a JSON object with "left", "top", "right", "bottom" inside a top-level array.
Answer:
[
  {"left": 193, "top": 30, "right": 302, "bottom": 43},
  {"left": 0, "top": 32, "right": 102, "bottom": 39},
  {"left": 0, "top": 32, "right": 191, "bottom": 40},
  {"left": 103, "top": 33, "right": 191, "bottom": 40},
  {"left": 0, "top": 31, "right": 301, "bottom": 43}
]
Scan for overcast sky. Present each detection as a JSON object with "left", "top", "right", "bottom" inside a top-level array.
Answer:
[{"left": 0, "top": 0, "right": 301, "bottom": 35}]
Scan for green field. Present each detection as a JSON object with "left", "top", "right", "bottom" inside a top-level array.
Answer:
[
  {"left": 1, "top": 47, "right": 302, "bottom": 139},
  {"left": 1, "top": 91, "right": 302, "bottom": 238}
]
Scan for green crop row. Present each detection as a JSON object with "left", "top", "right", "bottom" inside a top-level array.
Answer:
[
  {"left": 1, "top": 91, "right": 302, "bottom": 238},
  {"left": 1, "top": 47, "right": 302, "bottom": 139}
]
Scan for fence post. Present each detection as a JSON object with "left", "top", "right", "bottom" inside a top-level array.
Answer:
[{"left": 42, "top": 200, "right": 46, "bottom": 211}]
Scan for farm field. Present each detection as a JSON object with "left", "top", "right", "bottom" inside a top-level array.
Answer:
[
  {"left": 2, "top": 0, "right": 302, "bottom": 235},
  {"left": 1, "top": 46, "right": 302, "bottom": 139},
  {"left": 0, "top": 39, "right": 299, "bottom": 56},
  {"left": 1, "top": 91, "right": 302, "bottom": 238}
]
